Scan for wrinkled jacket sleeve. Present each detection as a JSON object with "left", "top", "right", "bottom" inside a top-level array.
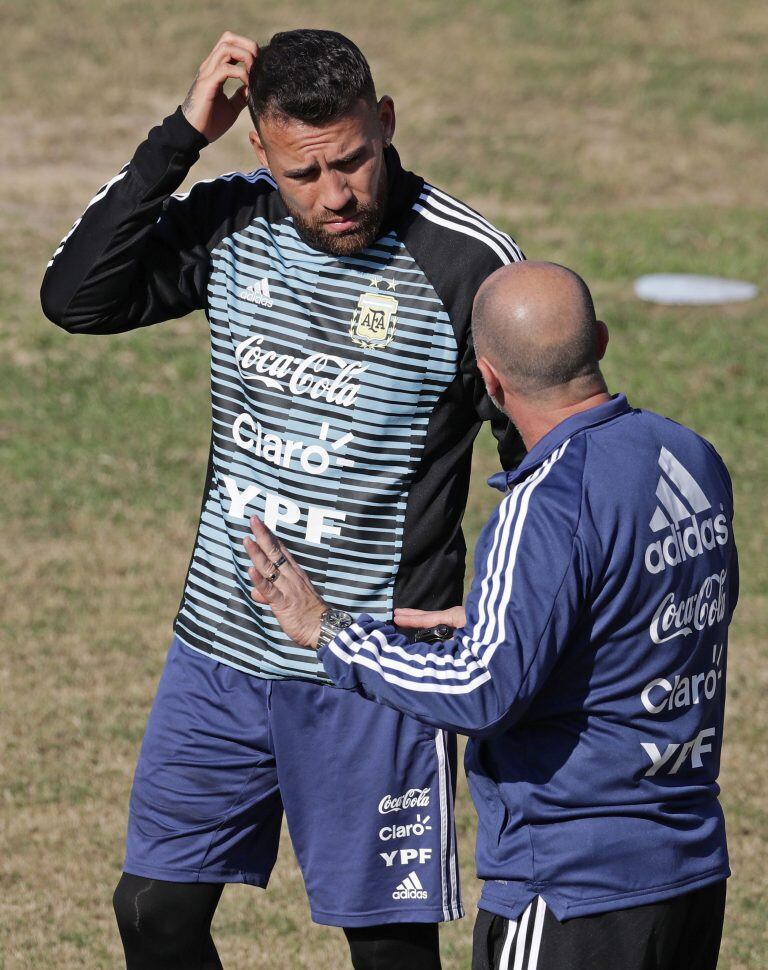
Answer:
[
  {"left": 40, "top": 108, "right": 210, "bottom": 334},
  {"left": 320, "top": 442, "right": 586, "bottom": 736}
]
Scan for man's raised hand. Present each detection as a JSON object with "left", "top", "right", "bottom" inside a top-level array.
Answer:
[
  {"left": 244, "top": 517, "right": 329, "bottom": 649},
  {"left": 182, "top": 32, "right": 258, "bottom": 143}
]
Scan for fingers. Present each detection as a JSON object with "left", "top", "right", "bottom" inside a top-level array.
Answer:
[
  {"left": 201, "top": 37, "right": 257, "bottom": 77},
  {"left": 228, "top": 84, "right": 249, "bottom": 111},
  {"left": 250, "top": 584, "right": 270, "bottom": 605},
  {"left": 199, "top": 59, "right": 250, "bottom": 90},
  {"left": 213, "top": 43, "right": 257, "bottom": 74},
  {"left": 394, "top": 606, "right": 466, "bottom": 628},
  {"left": 244, "top": 537, "right": 287, "bottom": 606},
  {"left": 243, "top": 528, "right": 279, "bottom": 583},
  {"left": 249, "top": 515, "right": 284, "bottom": 561},
  {"left": 243, "top": 533, "right": 272, "bottom": 574},
  {"left": 184, "top": 33, "right": 258, "bottom": 140},
  {"left": 394, "top": 608, "right": 446, "bottom": 627},
  {"left": 203, "top": 32, "right": 258, "bottom": 61},
  {"left": 195, "top": 39, "right": 255, "bottom": 99},
  {"left": 216, "top": 31, "right": 258, "bottom": 56},
  {"left": 248, "top": 558, "right": 284, "bottom": 605},
  {"left": 221, "top": 64, "right": 250, "bottom": 89},
  {"left": 244, "top": 520, "right": 325, "bottom": 634},
  {"left": 244, "top": 518, "right": 288, "bottom": 605},
  {"left": 252, "top": 517, "right": 302, "bottom": 570}
]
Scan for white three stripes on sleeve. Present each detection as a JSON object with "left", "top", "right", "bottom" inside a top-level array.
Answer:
[
  {"left": 328, "top": 441, "right": 570, "bottom": 695},
  {"left": 170, "top": 167, "right": 276, "bottom": 202},
  {"left": 470, "top": 439, "right": 571, "bottom": 664},
  {"left": 427, "top": 186, "right": 524, "bottom": 261},
  {"left": 47, "top": 165, "right": 130, "bottom": 267},
  {"left": 47, "top": 167, "right": 277, "bottom": 270},
  {"left": 414, "top": 185, "right": 524, "bottom": 265}
]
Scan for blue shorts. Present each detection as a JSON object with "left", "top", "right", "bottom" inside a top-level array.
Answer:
[{"left": 124, "top": 637, "right": 463, "bottom": 927}]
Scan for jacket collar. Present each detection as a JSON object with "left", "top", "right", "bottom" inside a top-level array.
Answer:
[
  {"left": 488, "top": 393, "right": 633, "bottom": 492},
  {"left": 380, "top": 144, "right": 424, "bottom": 236}
]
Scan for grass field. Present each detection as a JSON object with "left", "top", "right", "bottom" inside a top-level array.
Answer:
[{"left": 1, "top": 1, "right": 767, "bottom": 966}]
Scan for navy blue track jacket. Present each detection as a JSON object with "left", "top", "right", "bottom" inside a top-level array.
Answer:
[{"left": 320, "top": 395, "right": 738, "bottom": 920}]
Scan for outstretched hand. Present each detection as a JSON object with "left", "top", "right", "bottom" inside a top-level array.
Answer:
[
  {"left": 394, "top": 606, "right": 467, "bottom": 629},
  {"left": 244, "top": 517, "right": 328, "bottom": 649},
  {"left": 182, "top": 31, "right": 258, "bottom": 143}
]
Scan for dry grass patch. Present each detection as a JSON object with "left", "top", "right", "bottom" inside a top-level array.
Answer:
[{"left": 2, "top": 1, "right": 767, "bottom": 966}]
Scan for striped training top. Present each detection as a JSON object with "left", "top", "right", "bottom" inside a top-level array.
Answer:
[{"left": 41, "top": 107, "right": 525, "bottom": 682}]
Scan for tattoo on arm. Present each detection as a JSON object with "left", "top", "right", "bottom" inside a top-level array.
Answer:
[{"left": 181, "top": 74, "right": 198, "bottom": 117}]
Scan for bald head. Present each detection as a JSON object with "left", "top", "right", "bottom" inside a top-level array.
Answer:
[{"left": 473, "top": 261, "right": 605, "bottom": 399}]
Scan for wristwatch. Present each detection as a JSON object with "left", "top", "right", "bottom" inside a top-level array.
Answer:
[{"left": 317, "top": 608, "right": 354, "bottom": 650}]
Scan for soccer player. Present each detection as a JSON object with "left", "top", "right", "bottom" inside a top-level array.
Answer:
[
  {"left": 244, "top": 261, "right": 738, "bottom": 970},
  {"left": 41, "top": 29, "right": 524, "bottom": 969}
]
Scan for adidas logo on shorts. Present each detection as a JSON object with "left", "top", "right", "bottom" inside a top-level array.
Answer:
[{"left": 392, "top": 871, "right": 428, "bottom": 901}]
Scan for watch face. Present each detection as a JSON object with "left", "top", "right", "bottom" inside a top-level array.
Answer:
[{"left": 324, "top": 609, "right": 353, "bottom": 631}]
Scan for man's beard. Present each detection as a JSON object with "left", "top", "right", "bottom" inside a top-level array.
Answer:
[{"left": 286, "top": 182, "right": 388, "bottom": 257}]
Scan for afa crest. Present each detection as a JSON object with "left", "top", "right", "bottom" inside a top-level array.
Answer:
[{"left": 350, "top": 282, "right": 398, "bottom": 350}]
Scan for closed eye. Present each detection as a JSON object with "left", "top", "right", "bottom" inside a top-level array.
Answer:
[
  {"left": 282, "top": 149, "right": 367, "bottom": 180},
  {"left": 284, "top": 166, "right": 318, "bottom": 181},
  {"left": 337, "top": 151, "right": 363, "bottom": 167}
]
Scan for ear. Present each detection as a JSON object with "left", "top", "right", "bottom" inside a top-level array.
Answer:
[
  {"left": 377, "top": 96, "right": 396, "bottom": 146},
  {"left": 477, "top": 356, "right": 504, "bottom": 404},
  {"left": 249, "top": 128, "right": 269, "bottom": 169},
  {"left": 596, "top": 320, "right": 609, "bottom": 360}
]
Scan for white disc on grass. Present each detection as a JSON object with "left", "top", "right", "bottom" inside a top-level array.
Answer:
[{"left": 634, "top": 273, "right": 758, "bottom": 306}]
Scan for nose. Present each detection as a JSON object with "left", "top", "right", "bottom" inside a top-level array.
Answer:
[{"left": 319, "top": 171, "right": 354, "bottom": 213}]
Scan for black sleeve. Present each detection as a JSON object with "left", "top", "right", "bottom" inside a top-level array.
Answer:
[
  {"left": 400, "top": 193, "right": 526, "bottom": 472},
  {"left": 40, "top": 108, "right": 212, "bottom": 335},
  {"left": 463, "top": 327, "right": 526, "bottom": 470}
]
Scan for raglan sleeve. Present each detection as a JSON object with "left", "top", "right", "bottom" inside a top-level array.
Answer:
[
  {"left": 462, "top": 236, "right": 526, "bottom": 472},
  {"left": 398, "top": 187, "right": 526, "bottom": 470},
  {"left": 40, "top": 108, "right": 214, "bottom": 335},
  {"left": 464, "top": 328, "right": 526, "bottom": 470},
  {"left": 319, "top": 444, "right": 587, "bottom": 736}
]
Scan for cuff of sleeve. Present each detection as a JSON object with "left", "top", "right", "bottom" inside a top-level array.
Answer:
[
  {"left": 161, "top": 106, "right": 210, "bottom": 152},
  {"left": 318, "top": 613, "right": 376, "bottom": 684},
  {"left": 131, "top": 107, "right": 209, "bottom": 189}
]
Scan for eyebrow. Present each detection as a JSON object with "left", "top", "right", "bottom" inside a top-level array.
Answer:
[{"left": 282, "top": 147, "right": 366, "bottom": 179}]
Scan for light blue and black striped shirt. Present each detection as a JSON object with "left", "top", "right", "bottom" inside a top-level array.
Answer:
[{"left": 42, "top": 107, "right": 524, "bottom": 682}]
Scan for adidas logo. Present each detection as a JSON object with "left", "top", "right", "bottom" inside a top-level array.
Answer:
[
  {"left": 238, "top": 278, "right": 273, "bottom": 307},
  {"left": 644, "top": 447, "right": 728, "bottom": 574},
  {"left": 392, "top": 871, "right": 428, "bottom": 901}
]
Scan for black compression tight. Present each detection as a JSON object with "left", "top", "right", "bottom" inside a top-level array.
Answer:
[
  {"left": 113, "top": 874, "right": 224, "bottom": 969},
  {"left": 113, "top": 873, "right": 442, "bottom": 969},
  {"left": 345, "top": 923, "right": 442, "bottom": 970}
]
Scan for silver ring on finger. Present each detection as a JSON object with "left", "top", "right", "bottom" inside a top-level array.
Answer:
[{"left": 271, "top": 553, "right": 287, "bottom": 570}]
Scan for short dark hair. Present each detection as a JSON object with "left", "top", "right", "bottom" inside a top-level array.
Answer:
[{"left": 247, "top": 29, "right": 377, "bottom": 129}]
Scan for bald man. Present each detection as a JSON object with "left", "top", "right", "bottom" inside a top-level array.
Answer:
[{"left": 243, "top": 262, "right": 738, "bottom": 970}]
